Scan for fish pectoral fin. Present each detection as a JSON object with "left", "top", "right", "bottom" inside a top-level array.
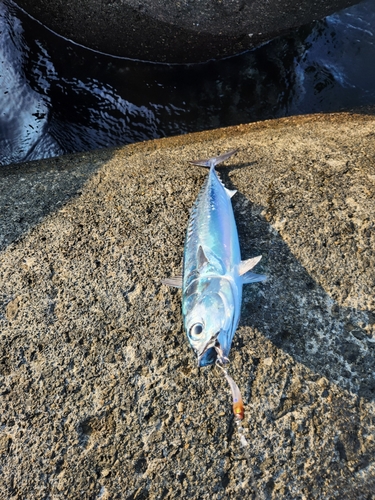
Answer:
[
  {"left": 197, "top": 245, "right": 209, "bottom": 269},
  {"left": 238, "top": 255, "right": 262, "bottom": 276},
  {"left": 242, "top": 271, "right": 267, "bottom": 284},
  {"left": 162, "top": 275, "right": 183, "bottom": 288}
]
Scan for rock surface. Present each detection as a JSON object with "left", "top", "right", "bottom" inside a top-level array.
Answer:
[
  {"left": 1, "top": 112, "right": 375, "bottom": 498},
  {"left": 15, "top": 0, "right": 360, "bottom": 62}
]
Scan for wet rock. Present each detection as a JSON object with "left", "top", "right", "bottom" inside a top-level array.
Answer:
[
  {"left": 15, "top": 0, "right": 360, "bottom": 63},
  {"left": 0, "top": 112, "right": 375, "bottom": 498}
]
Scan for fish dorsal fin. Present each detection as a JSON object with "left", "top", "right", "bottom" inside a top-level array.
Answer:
[
  {"left": 225, "top": 188, "right": 237, "bottom": 198},
  {"left": 162, "top": 275, "right": 183, "bottom": 288},
  {"left": 238, "top": 256, "right": 262, "bottom": 276},
  {"left": 197, "top": 245, "right": 209, "bottom": 269}
]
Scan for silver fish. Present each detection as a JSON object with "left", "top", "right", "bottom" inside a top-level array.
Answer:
[{"left": 163, "top": 149, "right": 266, "bottom": 366}]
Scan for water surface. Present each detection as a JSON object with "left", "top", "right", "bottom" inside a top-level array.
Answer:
[{"left": 1, "top": 0, "right": 375, "bottom": 166}]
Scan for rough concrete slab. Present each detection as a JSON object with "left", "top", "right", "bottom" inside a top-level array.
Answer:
[{"left": 0, "top": 113, "right": 375, "bottom": 499}]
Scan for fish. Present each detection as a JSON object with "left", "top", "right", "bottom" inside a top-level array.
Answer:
[{"left": 163, "top": 149, "right": 266, "bottom": 367}]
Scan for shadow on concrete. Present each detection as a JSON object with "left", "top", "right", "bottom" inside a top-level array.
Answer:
[
  {"left": 0, "top": 149, "right": 114, "bottom": 251},
  {"left": 221, "top": 169, "right": 375, "bottom": 402}
]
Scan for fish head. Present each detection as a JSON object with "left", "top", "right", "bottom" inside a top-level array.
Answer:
[{"left": 183, "top": 277, "right": 238, "bottom": 367}]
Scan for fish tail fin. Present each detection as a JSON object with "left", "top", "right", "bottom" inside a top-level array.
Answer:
[{"left": 189, "top": 149, "right": 238, "bottom": 169}]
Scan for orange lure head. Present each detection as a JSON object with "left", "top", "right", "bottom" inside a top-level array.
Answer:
[{"left": 233, "top": 400, "right": 244, "bottom": 420}]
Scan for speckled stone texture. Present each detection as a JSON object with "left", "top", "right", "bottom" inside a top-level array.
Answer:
[{"left": 0, "top": 112, "right": 375, "bottom": 499}]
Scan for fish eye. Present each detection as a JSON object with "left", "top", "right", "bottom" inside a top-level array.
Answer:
[{"left": 189, "top": 323, "right": 204, "bottom": 337}]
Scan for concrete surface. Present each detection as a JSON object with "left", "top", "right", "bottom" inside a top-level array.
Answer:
[
  {"left": 0, "top": 112, "right": 375, "bottom": 498},
  {"left": 15, "top": 0, "right": 360, "bottom": 62}
]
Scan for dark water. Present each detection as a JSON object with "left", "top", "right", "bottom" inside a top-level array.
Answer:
[{"left": 1, "top": 0, "right": 375, "bottom": 167}]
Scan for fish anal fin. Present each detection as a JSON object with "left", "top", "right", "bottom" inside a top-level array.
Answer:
[
  {"left": 162, "top": 276, "right": 183, "bottom": 288},
  {"left": 238, "top": 255, "right": 262, "bottom": 276},
  {"left": 242, "top": 271, "right": 267, "bottom": 284}
]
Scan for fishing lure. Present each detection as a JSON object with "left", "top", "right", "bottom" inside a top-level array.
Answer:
[
  {"left": 216, "top": 360, "right": 250, "bottom": 448},
  {"left": 163, "top": 149, "right": 266, "bottom": 367}
]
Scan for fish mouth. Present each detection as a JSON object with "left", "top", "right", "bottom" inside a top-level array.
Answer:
[
  {"left": 197, "top": 346, "right": 217, "bottom": 367},
  {"left": 197, "top": 337, "right": 228, "bottom": 367},
  {"left": 196, "top": 336, "right": 218, "bottom": 367}
]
